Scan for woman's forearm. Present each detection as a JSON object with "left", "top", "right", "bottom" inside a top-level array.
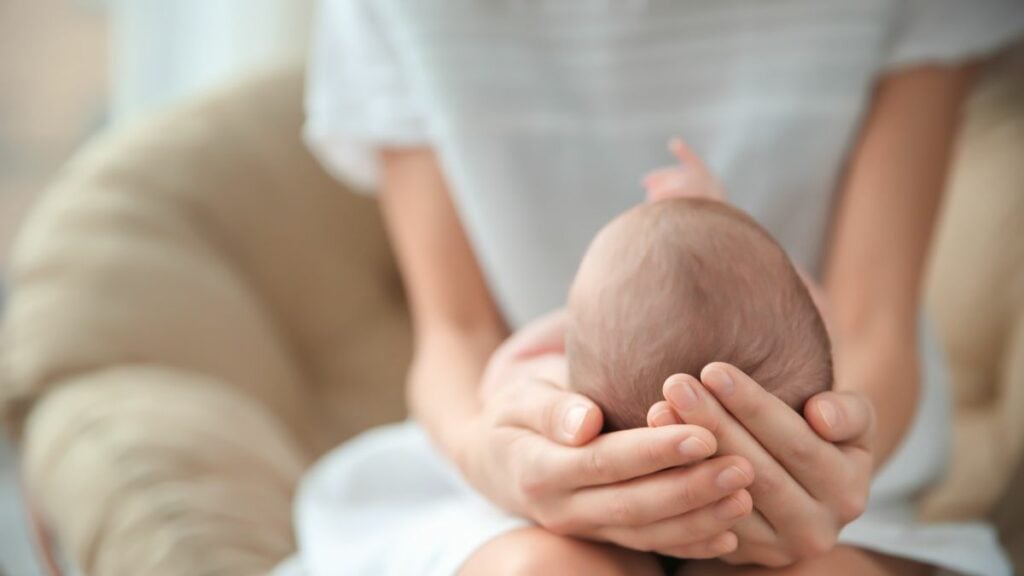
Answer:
[
  {"left": 835, "top": 325, "right": 920, "bottom": 466},
  {"left": 826, "top": 64, "right": 974, "bottom": 465},
  {"left": 377, "top": 147, "right": 510, "bottom": 461},
  {"left": 408, "top": 326, "right": 506, "bottom": 462}
]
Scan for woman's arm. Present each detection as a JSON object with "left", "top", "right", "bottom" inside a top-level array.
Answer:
[
  {"left": 378, "top": 147, "right": 753, "bottom": 556},
  {"left": 378, "top": 147, "right": 509, "bottom": 454},
  {"left": 650, "top": 63, "right": 977, "bottom": 566},
  {"left": 826, "top": 64, "right": 975, "bottom": 464}
]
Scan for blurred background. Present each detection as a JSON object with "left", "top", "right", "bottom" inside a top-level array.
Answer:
[
  {"left": 1, "top": 1, "right": 312, "bottom": 573},
  {"left": 2, "top": 2, "right": 1022, "bottom": 575}
]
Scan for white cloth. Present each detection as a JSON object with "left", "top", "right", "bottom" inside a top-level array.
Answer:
[
  {"left": 290, "top": 1, "right": 1024, "bottom": 574},
  {"left": 305, "top": 0, "right": 1024, "bottom": 327}
]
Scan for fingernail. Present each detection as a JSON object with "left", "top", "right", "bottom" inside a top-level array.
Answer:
[
  {"left": 563, "top": 405, "right": 588, "bottom": 436},
  {"left": 713, "top": 494, "right": 746, "bottom": 520},
  {"left": 704, "top": 367, "right": 735, "bottom": 397},
  {"left": 817, "top": 400, "right": 840, "bottom": 430},
  {"left": 678, "top": 437, "right": 711, "bottom": 459},
  {"left": 716, "top": 466, "right": 750, "bottom": 491},
  {"left": 650, "top": 407, "right": 676, "bottom": 427},
  {"left": 666, "top": 377, "right": 700, "bottom": 412}
]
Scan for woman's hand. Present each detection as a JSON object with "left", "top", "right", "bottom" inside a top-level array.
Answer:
[
  {"left": 460, "top": 376, "right": 755, "bottom": 558},
  {"left": 460, "top": 320, "right": 758, "bottom": 558},
  {"left": 648, "top": 363, "right": 875, "bottom": 567}
]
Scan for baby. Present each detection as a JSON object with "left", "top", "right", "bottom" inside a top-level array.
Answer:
[{"left": 565, "top": 196, "right": 833, "bottom": 431}]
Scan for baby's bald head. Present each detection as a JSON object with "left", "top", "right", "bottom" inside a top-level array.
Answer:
[{"left": 566, "top": 198, "right": 832, "bottom": 431}]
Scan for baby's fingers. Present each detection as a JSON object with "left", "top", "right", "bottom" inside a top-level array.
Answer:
[
  {"left": 642, "top": 167, "right": 684, "bottom": 188},
  {"left": 669, "top": 138, "right": 705, "bottom": 170},
  {"left": 642, "top": 168, "right": 687, "bottom": 201}
]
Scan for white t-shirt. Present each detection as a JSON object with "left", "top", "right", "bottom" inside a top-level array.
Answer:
[{"left": 305, "top": 0, "right": 1023, "bottom": 328}]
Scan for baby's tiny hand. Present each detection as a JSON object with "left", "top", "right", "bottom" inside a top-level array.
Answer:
[
  {"left": 479, "top": 309, "right": 569, "bottom": 401},
  {"left": 643, "top": 139, "right": 726, "bottom": 202}
]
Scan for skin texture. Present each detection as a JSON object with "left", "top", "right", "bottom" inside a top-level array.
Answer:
[
  {"left": 378, "top": 61, "right": 973, "bottom": 572},
  {"left": 459, "top": 527, "right": 663, "bottom": 576}
]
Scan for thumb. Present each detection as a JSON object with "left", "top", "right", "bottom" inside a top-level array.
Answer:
[
  {"left": 804, "top": 391, "right": 876, "bottom": 450},
  {"left": 496, "top": 377, "right": 604, "bottom": 446}
]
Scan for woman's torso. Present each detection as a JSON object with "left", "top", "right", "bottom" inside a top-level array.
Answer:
[
  {"left": 311, "top": 0, "right": 1024, "bottom": 326},
  {"left": 368, "top": 0, "right": 901, "bottom": 326}
]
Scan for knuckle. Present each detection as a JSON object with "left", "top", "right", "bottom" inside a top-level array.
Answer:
[
  {"left": 646, "top": 438, "right": 669, "bottom": 468},
  {"left": 586, "top": 448, "right": 612, "bottom": 481},
  {"left": 699, "top": 413, "right": 724, "bottom": 437},
  {"left": 838, "top": 490, "right": 868, "bottom": 522},
  {"left": 516, "top": 477, "right": 544, "bottom": 500},
  {"left": 515, "top": 467, "right": 549, "bottom": 499},
  {"left": 784, "top": 438, "right": 817, "bottom": 463},
  {"left": 738, "top": 395, "right": 767, "bottom": 421},
  {"left": 607, "top": 490, "right": 640, "bottom": 527},
  {"left": 792, "top": 526, "right": 837, "bottom": 559},
  {"left": 673, "top": 474, "right": 698, "bottom": 507},
  {"left": 752, "top": 467, "right": 783, "bottom": 495}
]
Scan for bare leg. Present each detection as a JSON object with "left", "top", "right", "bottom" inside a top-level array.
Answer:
[
  {"left": 459, "top": 527, "right": 663, "bottom": 576},
  {"left": 678, "top": 546, "right": 932, "bottom": 576}
]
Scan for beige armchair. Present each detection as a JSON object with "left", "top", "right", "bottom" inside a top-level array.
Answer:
[
  {"left": 1, "top": 68, "right": 410, "bottom": 575},
  {"left": 1, "top": 53, "right": 1022, "bottom": 574}
]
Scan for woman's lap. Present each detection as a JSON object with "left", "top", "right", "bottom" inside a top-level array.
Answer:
[{"left": 280, "top": 322, "right": 1008, "bottom": 576}]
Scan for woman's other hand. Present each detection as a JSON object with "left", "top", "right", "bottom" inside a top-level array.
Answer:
[
  {"left": 478, "top": 308, "right": 571, "bottom": 401},
  {"left": 649, "top": 363, "right": 875, "bottom": 566}
]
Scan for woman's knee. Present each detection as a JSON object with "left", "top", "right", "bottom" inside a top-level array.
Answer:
[{"left": 459, "top": 527, "right": 660, "bottom": 576}]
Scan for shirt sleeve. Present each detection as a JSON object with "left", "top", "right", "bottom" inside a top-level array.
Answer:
[
  {"left": 304, "top": 0, "right": 430, "bottom": 192},
  {"left": 883, "top": 0, "right": 1024, "bottom": 71}
]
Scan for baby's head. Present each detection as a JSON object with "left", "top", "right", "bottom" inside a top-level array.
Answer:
[{"left": 566, "top": 198, "right": 832, "bottom": 431}]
